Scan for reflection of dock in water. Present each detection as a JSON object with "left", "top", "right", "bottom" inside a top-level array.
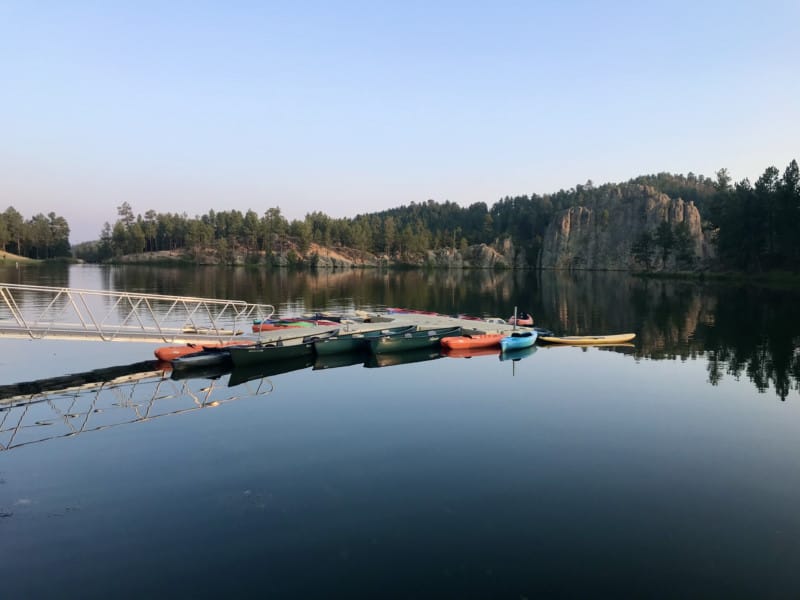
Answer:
[{"left": 0, "top": 360, "right": 273, "bottom": 452}]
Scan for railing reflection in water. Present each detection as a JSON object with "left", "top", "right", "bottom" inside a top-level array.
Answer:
[{"left": 0, "top": 362, "right": 274, "bottom": 452}]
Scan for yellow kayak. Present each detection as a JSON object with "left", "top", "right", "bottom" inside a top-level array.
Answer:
[{"left": 538, "top": 333, "right": 636, "bottom": 345}]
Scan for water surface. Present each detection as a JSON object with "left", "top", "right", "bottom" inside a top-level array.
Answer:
[{"left": 2, "top": 265, "right": 800, "bottom": 598}]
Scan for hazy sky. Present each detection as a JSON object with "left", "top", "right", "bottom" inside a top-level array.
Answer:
[{"left": 2, "top": 1, "right": 798, "bottom": 243}]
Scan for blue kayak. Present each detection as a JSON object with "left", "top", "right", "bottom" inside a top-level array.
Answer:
[{"left": 499, "top": 330, "right": 538, "bottom": 351}]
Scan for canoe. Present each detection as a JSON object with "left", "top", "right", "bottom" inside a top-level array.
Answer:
[
  {"left": 538, "top": 333, "right": 636, "bottom": 345},
  {"left": 499, "top": 329, "right": 538, "bottom": 351},
  {"left": 229, "top": 329, "right": 339, "bottom": 367},
  {"left": 314, "top": 325, "right": 416, "bottom": 355},
  {"left": 369, "top": 326, "right": 462, "bottom": 354},
  {"left": 440, "top": 333, "right": 505, "bottom": 350},
  {"left": 155, "top": 340, "right": 255, "bottom": 362}
]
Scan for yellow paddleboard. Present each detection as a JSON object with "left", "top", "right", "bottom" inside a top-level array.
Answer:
[{"left": 538, "top": 333, "right": 636, "bottom": 345}]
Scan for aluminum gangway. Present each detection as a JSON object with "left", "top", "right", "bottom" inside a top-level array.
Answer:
[{"left": 0, "top": 284, "right": 275, "bottom": 343}]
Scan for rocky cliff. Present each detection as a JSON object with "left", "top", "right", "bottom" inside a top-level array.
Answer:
[
  {"left": 116, "top": 239, "right": 525, "bottom": 269},
  {"left": 539, "top": 184, "right": 714, "bottom": 270}
]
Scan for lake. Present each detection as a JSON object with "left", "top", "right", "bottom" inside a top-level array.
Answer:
[{"left": 2, "top": 264, "right": 800, "bottom": 598}]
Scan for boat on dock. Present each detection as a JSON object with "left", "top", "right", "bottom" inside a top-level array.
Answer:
[
  {"left": 442, "top": 346, "right": 499, "bottom": 359},
  {"left": 252, "top": 318, "right": 340, "bottom": 332},
  {"left": 170, "top": 342, "right": 255, "bottom": 370},
  {"left": 507, "top": 311, "right": 533, "bottom": 326},
  {"left": 314, "top": 325, "right": 416, "bottom": 355},
  {"left": 155, "top": 340, "right": 256, "bottom": 362},
  {"left": 369, "top": 326, "right": 461, "bottom": 354},
  {"left": 440, "top": 332, "right": 505, "bottom": 350},
  {"left": 229, "top": 329, "right": 339, "bottom": 367}
]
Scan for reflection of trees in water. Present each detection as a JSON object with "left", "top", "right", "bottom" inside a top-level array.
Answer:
[
  {"left": 536, "top": 272, "right": 800, "bottom": 400},
  {"left": 108, "top": 266, "right": 800, "bottom": 400},
  {"left": 696, "top": 286, "right": 800, "bottom": 400},
  {"left": 110, "top": 266, "right": 530, "bottom": 318}
]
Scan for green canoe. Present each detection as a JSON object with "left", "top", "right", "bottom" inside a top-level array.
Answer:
[
  {"left": 314, "top": 325, "right": 416, "bottom": 355},
  {"left": 370, "top": 326, "right": 461, "bottom": 355}
]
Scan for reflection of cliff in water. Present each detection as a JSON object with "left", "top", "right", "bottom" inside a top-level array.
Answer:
[{"left": 536, "top": 272, "right": 800, "bottom": 401}]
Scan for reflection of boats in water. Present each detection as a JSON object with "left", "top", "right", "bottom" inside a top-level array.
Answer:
[
  {"left": 499, "top": 346, "right": 538, "bottom": 362},
  {"left": 227, "top": 355, "right": 313, "bottom": 386},
  {"left": 364, "top": 348, "right": 443, "bottom": 369},
  {"left": 313, "top": 350, "right": 369, "bottom": 371}
]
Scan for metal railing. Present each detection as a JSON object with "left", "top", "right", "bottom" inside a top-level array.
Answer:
[{"left": 0, "top": 284, "right": 275, "bottom": 343}]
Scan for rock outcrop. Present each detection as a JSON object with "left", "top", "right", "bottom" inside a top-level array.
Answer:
[
  {"left": 539, "top": 184, "right": 714, "bottom": 270},
  {"left": 424, "top": 239, "right": 521, "bottom": 269}
]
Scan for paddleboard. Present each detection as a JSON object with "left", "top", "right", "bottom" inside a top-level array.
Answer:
[{"left": 538, "top": 333, "right": 636, "bottom": 345}]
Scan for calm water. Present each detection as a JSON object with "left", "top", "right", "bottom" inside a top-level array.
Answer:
[{"left": 2, "top": 265, "right": 800, "bottom": 598}]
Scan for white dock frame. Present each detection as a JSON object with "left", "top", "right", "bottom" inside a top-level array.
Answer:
[{"left": 0, "top": 284, "right": 275, "bottom": 343}]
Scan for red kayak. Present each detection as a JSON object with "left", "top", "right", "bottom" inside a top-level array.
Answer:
[
  {"left": 508, "top": 311, "right": 534, "bottom": 326},
  {"left": 442, "top": 346, "right": 500, "bottom": 359},
  {"left": 155, "top": 340, "right": 255, "bottom": 362},
  {"left": 441, "top": 333, "right": 505, "bottom": 350}
]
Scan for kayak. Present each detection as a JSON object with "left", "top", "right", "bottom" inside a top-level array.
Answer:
[
  {"left": 252, "top": 318, "right": 339, "bottom": 332},
  {"left": 508, "top": 311, "right": 533, "bottom": 326},
  {"left": 440, "top": 333, "right": 505, "bottom": 350},
  {"left": 442, "top": 346, "right": 500, "bottom": 359},
  {"left": 499, "top": 330, "right": 538, "bottom": 351},
  {"left": 155, "top": 340, "right": 255, "bottom": 362},
  {"left": 538, "top": 333, "right": 637, "bottom": 345}
]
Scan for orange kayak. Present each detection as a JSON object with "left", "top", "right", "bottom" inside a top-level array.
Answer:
[
  {"left": 441, "top": 333, "right": 505, "bottom": 350},
  {"left": 154, "top": 340, "right": 256, "bottom": 362},
  {"left": 442, "top": 346, "right": 500, "bottom": 359}
]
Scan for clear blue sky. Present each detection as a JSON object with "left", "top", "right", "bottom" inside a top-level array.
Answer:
[{"left": 2, "top": 0, "right": 798, "bottom": 243}]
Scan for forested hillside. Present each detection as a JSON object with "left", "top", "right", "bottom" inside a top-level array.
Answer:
[
  {"left": 0, "top": 207, "right": 71, "bottom": 260},
  {"left": 29, "top": 159, "right": 800, "bottom": 272}
]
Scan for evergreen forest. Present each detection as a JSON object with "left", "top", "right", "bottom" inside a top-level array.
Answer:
[{"left": 6, "top": 159, "right": 799, "bottom": 273}]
